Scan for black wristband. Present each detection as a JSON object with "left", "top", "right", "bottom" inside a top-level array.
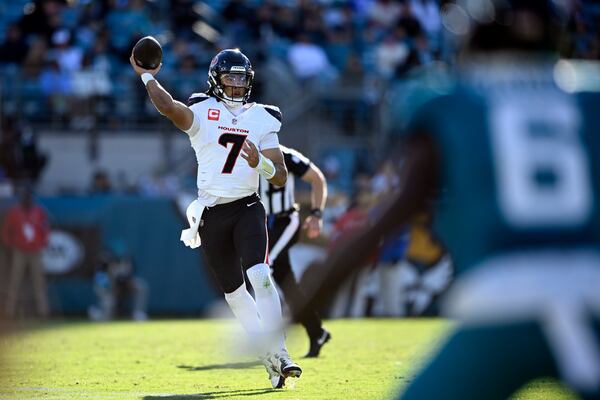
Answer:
[{"left": 310, "top": 208, "right": 323, "bottom": 218}]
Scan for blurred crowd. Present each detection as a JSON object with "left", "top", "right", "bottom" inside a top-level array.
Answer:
[
  {"left": 0, "top": 0, "right": 598, "bottom": 122},
  {"left": 0, "top": 0, "right": 451, "bottom": 126}
]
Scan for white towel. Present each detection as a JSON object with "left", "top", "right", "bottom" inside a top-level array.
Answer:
[{"left": 180, "top": 199, "right": 205, "bottom": 249}]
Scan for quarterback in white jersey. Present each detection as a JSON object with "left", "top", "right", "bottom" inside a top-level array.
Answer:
[
  {"left": 185, "top": 92, "right": 283, "bottom": 200},
  {"left": 130, "top": 48, "right": 301, "bottom": 388}
]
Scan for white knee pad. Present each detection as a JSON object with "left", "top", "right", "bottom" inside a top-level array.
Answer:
[{"left": 246, "top": 263, "right": 276, "bottom": 297}]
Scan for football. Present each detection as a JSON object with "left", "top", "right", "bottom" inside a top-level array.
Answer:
[{"left": 132, "top": 36, "right": 162, "bottom": 70}]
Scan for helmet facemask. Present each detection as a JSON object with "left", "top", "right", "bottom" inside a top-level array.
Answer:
[{"left": 209, "top": 67, "right": 254, "bottom": 107}]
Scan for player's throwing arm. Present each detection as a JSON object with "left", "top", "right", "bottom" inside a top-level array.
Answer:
[{"left": 129, "top": 38, "right": 194, "bottom": 133}]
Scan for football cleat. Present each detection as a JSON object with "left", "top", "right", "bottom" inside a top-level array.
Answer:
[
  {"left": 305, "top": 328, "right": 331, "bottom": 358},
  {"left": 260, "top": 353, "right": 285, "bottom": 389},
  {"left": 274, "top": 350, "right": 302, "bottom": 380}
]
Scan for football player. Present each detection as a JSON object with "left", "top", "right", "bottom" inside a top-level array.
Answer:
[
  {"left": 297, "top": 0, "right": 600, "bottom": 398},
  {"left": 130, "top": 48, "right": 301, "bottom": 388}
]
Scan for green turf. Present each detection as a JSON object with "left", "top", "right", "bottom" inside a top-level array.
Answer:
[{"left": 0, "top": 319, "right": 577, "bottom": 399}]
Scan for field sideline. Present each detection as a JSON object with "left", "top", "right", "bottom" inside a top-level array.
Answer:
[{"left": 0, "top": 319, "right": 577, "bottom": 400}]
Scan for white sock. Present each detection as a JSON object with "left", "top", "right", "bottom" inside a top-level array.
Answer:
[
  {"left": 224, "top": 283, "right": 263, "bottom": 351},
  {"left": 246, "top": 263, "right": 286, "bottom": 352}
]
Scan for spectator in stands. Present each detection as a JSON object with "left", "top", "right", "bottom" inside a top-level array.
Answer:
[
  {"left": 22, "top": 36, "right": 48, "bottom": 77},
  {"left": 171, "top": 54, "right": 202, "bottom": 100},
  {"left": 0, "top": 24, "right": 30, "bottom": 65},
  {"left": 0, "top": 119, "right": 21, "bottom": 184},
  {"left": 105, "top": 0, "right": 153, "bottom": 57},
  {"left": 288, "top": 33, "right": 337, "bottom": 84},
  {"left": 376, "top": 29, "right": 410, "bottom": 79},
  {"left": 323, "top": 2, "right": 355, "bottom": 32},
  {"left": 376, "top": 230, "right": 410, "bottom": 316},
  {"left": 39, "top": 58, "right": 71, "bottom": 96},
  {"left": 40, "top": 59, "right": 72, "bottom": 117},
  {"left": 273, "top": 6, "right": 301, "bottom": 40},
  {"left": 89, "top": 170, "right": 112, "bottom": 195},
  {"left": 368, "top": 0, "right": 403, "bottom": 30},
  {"left": 410, "top": 0, "right": 441, "bottom": 39},
  {"left": 2, "top": 184, "right": 50, "bottom": 318},
  {"left": 161, "top": 38, "right": 189, "bottom": 72},
  {"left": 0, "top": 120, "right": 47, "bottom": 184},
  {"left": 71, "top": 52, "right": 112, "bottom": 130},
  {"left": 300, "top": 6, "right": 328, "bottom": 44},
  {"left": 0, "top": 169, "right": 13, "bottom": 197},
  {"left": 253, "top": 3, "right": 276, "bottom": 42},
  {"left": 49, "top": 29, "right": 83, "bottom": 73},
  {"left": 398, "top": 1, "right": 424, "bottom": 38},
  {"left": 356, "top": 19, "right": 383, "bottom": 71},
  {"left": 415, "top": 34, "right": 434, "bottom": 64},
  {"left": 170, "top": 0, "right": 199, "bottom": 38},
  {"left": 395, "top": 47, "right": 422, "bottom": 77},
  {"left": 222, "top": 0, "right": 256, "bottom": 27},
  {"left": 325, "top": 26, "right": 354, "bottom": 72},
  {"left": 18, "top": 0, "right": 64, "bottom": 44},
  {"left": 88, "top": 241, "right": 148, "bottom": 321},
  {"left": 18, "top": 125, "right": 48, "bottom": 184},
  {"left": 339, "top": 52, "right": 366, "bottom": 89},
  {"left": 89, "top": 31, "right": 113, "bottom": 75}
]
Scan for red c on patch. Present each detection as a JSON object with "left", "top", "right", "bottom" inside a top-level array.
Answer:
[{"left": 208, "top": 109, "right": 220, "bottom": 121}]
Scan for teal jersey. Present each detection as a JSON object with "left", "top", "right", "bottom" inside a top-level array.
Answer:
[{"left": 408, "top": 59, "right": 600, "bottom": 275}]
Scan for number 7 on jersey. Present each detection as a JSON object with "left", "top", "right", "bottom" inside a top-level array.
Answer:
[{"left": 218, "top": 133, "right": 248, "bottom": 174}]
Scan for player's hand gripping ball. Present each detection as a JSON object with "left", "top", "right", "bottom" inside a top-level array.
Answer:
[{"left": 132, "top": 36, "right": 162, "bottom": 70}]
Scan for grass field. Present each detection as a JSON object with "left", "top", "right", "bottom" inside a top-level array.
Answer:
[{"left": 0, "top": 319, "right": 577, "bottom": 400}]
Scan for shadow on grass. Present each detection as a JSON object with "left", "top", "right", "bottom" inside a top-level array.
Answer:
[
  {"left": 177, "top": 361, "right": 262, "bottom": 371},
  {"left": 143, "top": 388, "right": 276, "bottom": 399}
]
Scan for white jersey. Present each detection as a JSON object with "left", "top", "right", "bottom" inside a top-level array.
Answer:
[{"left": 184, "top": 93, "right": 281, "bottom": 199}]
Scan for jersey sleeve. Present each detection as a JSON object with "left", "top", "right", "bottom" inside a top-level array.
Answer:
[
  {"left": 184, "top": 93, "right": 210, "bottom": 137},
  {"left": 282, "top": 146, "right": 311, "bottom": 176},
  {"left": 184, "top": 112, "right": 201, "bottom": 137},
  {"left": 259, "top": 131, "right": 280, "bottom": 150},
  {"left": 262, "top": 104, "right": 282, "bottom": 133},
  {"left": 187, "top": 93, "right": 210, "bottom": 107}
]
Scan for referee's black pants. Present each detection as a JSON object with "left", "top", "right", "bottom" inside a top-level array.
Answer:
[{"left": 268, "top": 210, "right": 323, "bottom": 339}]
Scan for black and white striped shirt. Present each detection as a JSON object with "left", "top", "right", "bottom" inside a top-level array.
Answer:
[{"left": 259, "top": 145, "right": 311, "bottom": 215}]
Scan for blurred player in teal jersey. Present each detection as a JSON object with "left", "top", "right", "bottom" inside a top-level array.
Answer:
[{"left": 296, "top": 0, "right": 600, "bottom": 398}]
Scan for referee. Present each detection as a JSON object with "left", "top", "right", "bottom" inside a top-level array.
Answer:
[{"left": 260, "top": 145, "right": 331, "bottom": 358}]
